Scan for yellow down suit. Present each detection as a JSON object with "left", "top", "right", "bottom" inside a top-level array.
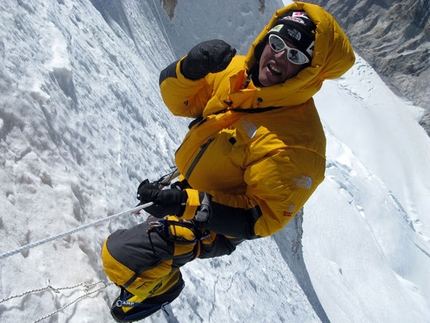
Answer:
[{"left": 102, "top": 1, "right": 355, "bottom": 303}]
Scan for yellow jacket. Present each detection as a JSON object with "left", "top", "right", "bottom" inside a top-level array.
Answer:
[{"left": 159, "top": 2, "right": 355, "bottom": 238}]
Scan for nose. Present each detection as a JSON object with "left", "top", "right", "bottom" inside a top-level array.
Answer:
[{"left": 273, "top": 49, "right": 289, "bottom": 63}]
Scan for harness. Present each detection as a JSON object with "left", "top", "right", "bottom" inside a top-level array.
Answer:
[{"left": 147, "top": 218, "right": 210, "bottom": 259}]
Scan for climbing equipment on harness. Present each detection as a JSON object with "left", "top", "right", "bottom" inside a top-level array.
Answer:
[{"left": 147, "top": 217, "right": 210, "bottom": 244}]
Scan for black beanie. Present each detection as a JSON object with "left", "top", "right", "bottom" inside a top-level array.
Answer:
[{"left": 267, "top": 11, "right": 316, "bottom": 62}]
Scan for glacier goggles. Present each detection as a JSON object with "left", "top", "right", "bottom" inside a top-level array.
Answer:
[{"left": 268, "top": 34, "right": 310, "bottom": 65}]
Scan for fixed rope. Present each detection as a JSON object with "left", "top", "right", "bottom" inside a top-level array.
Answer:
[
  {"left": 0, "top": 278, "right": 114, "bottom": 322},
  {"left": 0, "top": 169, "right": 181, "bottom": 321},
  {"left": 0, "top": 202, "right": 152, "bottom": 260},
  {"left": 0, "top": 279, "right": 106, "bottom": 305},
  {"left": 1, "top": 168, "right": 180, "bottom": 260},
  {"left": 32, "top": 281, "right": 114, "bottom": 323}
]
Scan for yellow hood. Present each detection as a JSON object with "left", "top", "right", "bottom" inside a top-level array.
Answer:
[{"left": 244, "top": 1, "right": 355, "bottom": 105}]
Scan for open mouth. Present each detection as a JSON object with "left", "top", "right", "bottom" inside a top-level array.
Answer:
[{"left": 268, "top": 64, "right": 282, "bottom": 76}]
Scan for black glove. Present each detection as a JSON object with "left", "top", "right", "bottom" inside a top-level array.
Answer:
[
  {"left": 137, "top": 180, "right": 187, "bottom": 218},
  {"left": 181, "top": 40, "right": 236, "bottom": 80}
]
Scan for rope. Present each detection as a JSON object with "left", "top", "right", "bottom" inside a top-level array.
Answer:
[
  {"left": 0, "top": 169, "right": 181, "bottom": 321},
  {"left": 1, "top": 168, "right": 180, "bottom": 260},
  {"left": 0, "top": 202, "right": 153, "bottom": 260},
  {"left": 1, "top": 168, "right": 181, "bottom": 260},
  {"left": 0, "top": 278, "right": 114, "bottom": 322},
  {"left": 0, "top": 279, "right": 106, "bottom": 305},
  {"left": 32, "top": 281, "right": 114, "bottom": 323}
]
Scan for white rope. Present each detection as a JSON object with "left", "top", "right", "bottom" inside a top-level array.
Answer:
[
  {"left": 32, "top": 281, "right": 114, "bottom": 323},
  {"left": 1, "top": 278, "right": 114, "bottom": 322},
  {"left": 1, "top": 169, "right": 180, "bottom": 260},
  {"left": 0, "top": 278, "right": 106, "bottom": 304},
  {"left": 1, "top": 168, "right": 180, "bottom": 260},
  {"left": 0, "top": 202, "right": 153, "bottom": 260},
  {"left": 0, "top": 169, "right": 181, "bottom": 322}
]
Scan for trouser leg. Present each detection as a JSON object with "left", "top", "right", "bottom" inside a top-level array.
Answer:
[
  {"left": 110, "top": 269, "right": 185, "bottom": 322},
  {"left": 103, "top": 216, "right": 197, "bottom": 321},
  {"left": 102, "top": 216, "right": 199, "bottom": 294},
  {"left": 199, "top": 231, "right": 244, "bottom": 259},
  {"left": 102, "top": 216, "right": 244, "bottom": 305}
]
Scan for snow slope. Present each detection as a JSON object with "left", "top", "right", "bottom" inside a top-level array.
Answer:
[{"left": 1, "top": 0, "right": 430, "bottom": 322}]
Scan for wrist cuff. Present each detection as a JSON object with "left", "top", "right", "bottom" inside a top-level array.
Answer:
[{"left": 181, "top": 188, "right": 201, "bottom": 220}]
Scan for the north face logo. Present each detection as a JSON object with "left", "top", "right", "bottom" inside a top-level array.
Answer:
[
  {"left": 286, "top": 28, "right": 302, "bottom": 41},
  {"left": 293, "top": 175, "right": 312, "bottom": 189}
]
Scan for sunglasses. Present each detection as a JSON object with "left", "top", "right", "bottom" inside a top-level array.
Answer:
[{"left": 268, "top": 34, "right": 310, "bottom": 65}]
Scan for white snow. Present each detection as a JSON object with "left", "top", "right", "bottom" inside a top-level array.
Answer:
[{"left": 1, "top": 1, "right": 430, "bottom": 322}]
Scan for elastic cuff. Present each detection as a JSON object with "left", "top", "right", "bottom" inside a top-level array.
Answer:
[{"left": 181, "top": 189, "right": 201, "bottom": 220}]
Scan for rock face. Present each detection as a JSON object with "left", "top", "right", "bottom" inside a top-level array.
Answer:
[
  {"left": 310, "top": 0, "right": 430, "bottom": 135},
  {"left": 160, "top": 0, "right": 178, "bottom": 19}
]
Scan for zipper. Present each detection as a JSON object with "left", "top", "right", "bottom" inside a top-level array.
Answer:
[
  {"left": 185, "top": 137, "right": 215, "bottom": 180},
  {"left": 175, "top": 118, "right": 208, "bottom": 155}
]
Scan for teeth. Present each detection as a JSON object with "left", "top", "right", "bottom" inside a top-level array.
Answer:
[{"left": 269, "top": 64, "right": 281, "bottom": 74}]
